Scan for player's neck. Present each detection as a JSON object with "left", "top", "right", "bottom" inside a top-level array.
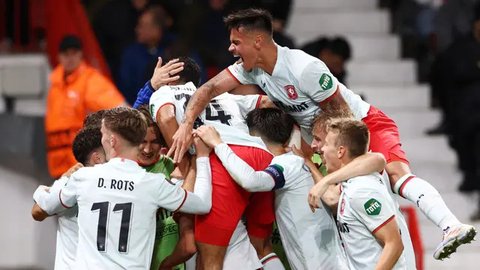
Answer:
[
  {"left": 257, "top": 42, "right": 278, "bottom": 75},
  {"left": 340, "top": 158, "right": 354, "bottom": 169},
  {"left": 266, "top": 144, "right": 285, "bottom": 156},
  {"left": 109, "top": 147, "right": 140, "bottom": 163}
]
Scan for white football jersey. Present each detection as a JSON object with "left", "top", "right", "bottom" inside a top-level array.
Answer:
[
  {"left": 58, "top": 158, "right": 204, "bottom": 269},
  {"left": 227, "top": 45, "right": 370, "bottom": 142},
  {"left": 270, "top": 153, "right": 347, "bottom": 270},
  {"left": 149, "top": 82, "right": 267, "bottom": 149},
  {"left": 337, "top": 173, "right": 408, "bottom": 269},
  {"left": 35, "top": 177, "right": 78, "bottom": 270},
  {"left": 379, "top": 172, "right": 417, "bottom": 269}
]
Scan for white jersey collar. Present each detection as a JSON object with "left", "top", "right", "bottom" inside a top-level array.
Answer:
[
  {"left": 108, "top": 157, "right": 139, "bottom": 167},
  {"left": 271, "top": 45, "right": 285, "bottom": 77}
]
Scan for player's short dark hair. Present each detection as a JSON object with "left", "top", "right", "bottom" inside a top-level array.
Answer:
[
  {"left": 59, "top": 35, "right": 82, "bottom": 52},
  {"left": 72, "top": 127, "right": 102, "bottom": 165},
  {"left": 246, "top": 108, "right": 295, "bottom": 145},
  {"left": 327, "top": 119, "right": 369, "bottom": 159},
  {"left": 137, "top": 104, "right": 167, "bottom": 147},
  {"left": 102, "top": 107, "right": 147, "bottom": 146},
  {"left": 83, "top": 110, "right": 108, "bottom": 129},
  {"left": 177, "top": 57, "right": 201, "bottom": 87},
  {"left": 224, "top": 8, "right": 273, "bottom": 35}
]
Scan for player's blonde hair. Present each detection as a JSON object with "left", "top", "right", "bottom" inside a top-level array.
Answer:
[
  {"left": 327, "top": 118, "right": 369, "bottom": 159},
  {"left": 312, "top": 109, "right": 354, "bottom": 134}
]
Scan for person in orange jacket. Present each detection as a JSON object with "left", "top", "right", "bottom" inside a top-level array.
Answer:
[{"left": 45, "top": 35, "right": 126, "bottom": 178}]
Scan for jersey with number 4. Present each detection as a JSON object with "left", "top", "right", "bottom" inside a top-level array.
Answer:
[
  {"left": 337, "top": 173, "right": 407, "bottom": 269},
  {"left": 228, "top": 45, "right": 370, "bottom": 142},
  {"left": 58, "top": 158, "right": 195, "bottom": 269},
  {"left": 149, "top": 82, "right": 266, "bottom": 148}
]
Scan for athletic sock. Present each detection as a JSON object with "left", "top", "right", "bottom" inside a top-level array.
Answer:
[
  {"left": 394, "top": 174, "right": 460, "bottom": 231},
  {"left": 260, "top": 253, "right": 285, "bottom": 270}
]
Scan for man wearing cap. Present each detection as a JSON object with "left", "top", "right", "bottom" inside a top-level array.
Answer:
[{"left": 45, "top": 34, "right": 126, "bottom": 179}]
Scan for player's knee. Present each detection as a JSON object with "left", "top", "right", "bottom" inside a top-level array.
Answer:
[{"left": 386, "top": 161, "right": 411, "bottom": 183}]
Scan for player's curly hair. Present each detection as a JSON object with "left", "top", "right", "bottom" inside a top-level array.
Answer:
[
  {"left": 137, "top": 104, "right": 167, "bottom": 147},
  {"left": 73, "top": 127, "right": 103, "bottom": 165},
  {"left": 83, "top": 109, "right": 108, "bottom": 129}
]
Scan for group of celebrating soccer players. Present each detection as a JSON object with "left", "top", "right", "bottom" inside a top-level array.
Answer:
[{"left": 31, "top": 8, "right": 476, "bottom": 270}]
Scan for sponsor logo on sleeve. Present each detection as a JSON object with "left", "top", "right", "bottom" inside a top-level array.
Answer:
[
  {"left": 364, "top": 198, "right": 382, "bottom": 215},
  {"left": 319, "top": 74, "right": 333, "bottom": 91}
]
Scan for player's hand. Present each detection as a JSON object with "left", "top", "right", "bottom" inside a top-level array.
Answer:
[
  {"left": 193, "top": 136, "right": 211, "bottom": 157},
  {"left": 150, "top": 57, "right": 184, "bottom": 89},
  {"left": 168, "top": 122, "right": 193, "bottom": 163},
  {"left": 308, "top": 181, "right": 328, "bottom": 212},
  {"left": 61, "top": 163, "right": 83, "bottom": 178},
  {"left": 193, "top": 125, "right": 223, "bottom": 148}
]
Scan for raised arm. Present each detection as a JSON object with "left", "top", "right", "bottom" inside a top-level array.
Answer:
[
  {"left": 165, "top": 138, "right": 213, "bottom": 215},
  {"left": 308, "top": 152, "right": 386, "bottom": 209},
  {"left": 133, "top": 57, "right": 184, "bottom": 108},
  {"left": 156, "top": 102, "right": 190, "bottom": 178},
  {"left": 169, "top": 69, "right": 241, "bottom": 163},
  {"left": 194, "top": 125, "right": 282, "bottom": 192}
]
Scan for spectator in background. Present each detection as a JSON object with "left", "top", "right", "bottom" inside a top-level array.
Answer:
[
  {"left": 92, "top": 0, "right": 149, "bottom": 84},
  {"left": 301, "top": 37, "right": 352, "bottom": 84},
  {"left": 431, "top": 5, "right": 480, "bottom": 195},
  {"left": 118, "top": 5, "right": 173, "bottom": 104},
  {"left": 45, "top": 35, "right": 126, "bottom": 179}
]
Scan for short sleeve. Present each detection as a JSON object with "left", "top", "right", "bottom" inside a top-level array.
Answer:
[
  {"left": 227, "top": 62, "right": 257, "bottom": 85},
  {"left": 300, "top": 61, "right": 339, "bottom": 103},
  {"left": 149, "top": 86, "right": 176, "bottom": 122},
  {"left": 228, "top": 94, "right": 261, "bottom": 117},
  {"left": 85, "top": 72, "right": 125, "bottom": 110},
  {"left": 349, "top": 189, "right": 396, "bottom": 233}
]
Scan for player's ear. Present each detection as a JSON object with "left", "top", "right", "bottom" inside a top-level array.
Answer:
[
  {"left": 337, "top": 146, "right": 346, "bottom": 159},
  {"left": 110, "top": 135, "right": 116, "bottom": 148},
  {"left": 254, "top": 34, "right": 263, "bottom": 49}
]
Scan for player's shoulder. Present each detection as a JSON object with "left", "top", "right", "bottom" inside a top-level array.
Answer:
[
  {"left": 344, "top": 173, "right": 386, "bottom": 194},
  {"left": 272, "top": 151, "right": 303, "bottom": 166},
  {"left": 69, "top": 166, "right": 97, "bottom": 179},
  {"left": 282, "top": 46, "right": 322, "bottom": 67}
]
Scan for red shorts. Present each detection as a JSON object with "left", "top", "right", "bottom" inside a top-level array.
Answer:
[
  {"left": 195, "top": 144, "right": 274, "bottom": 246},
  {"left": 362, "top": 106, "right": 409, "bottom": 165}
]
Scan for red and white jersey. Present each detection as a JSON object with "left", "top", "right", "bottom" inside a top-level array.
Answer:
[
  {"left": 227, "top": 45, "right": 370, "bottom": 142},
  {"left": 149, "top": 82, "right": 267, "bottom": 149},
  {"left": 212, "top": 144, "right": 348, "bottom": 269},
  {"left": 337, "top": 173, "right": 408, "bottom": 269},
  {"left": 57, "top": 158, "right": 210, "bottom": 269}
]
